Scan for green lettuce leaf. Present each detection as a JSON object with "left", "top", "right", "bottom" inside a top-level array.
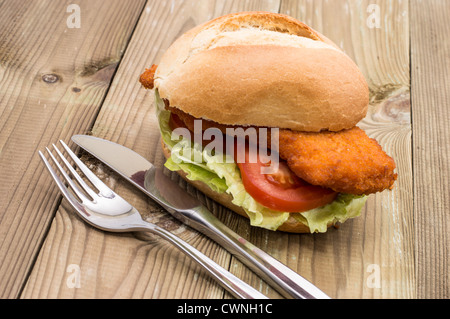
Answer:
[
  {"left": 155, "top": 90, "right": 177, "bottom": 149},
  {"left": 292, "top": 194, "right": 367, "bottom": 233},
  {"left": 155, "top": 90, "right": 367, "bottom": 233},
  {"left": 164, "top": 157, "right": 228, "bottom": 194}
]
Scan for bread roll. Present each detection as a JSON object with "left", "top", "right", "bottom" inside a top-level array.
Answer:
[{"left": 154, "top": 11, "right": 369, "bottom": 132}]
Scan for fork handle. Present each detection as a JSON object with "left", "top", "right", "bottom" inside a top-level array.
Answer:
[{"left": 137, "top": 221, "right": 268, "bottom": 299}]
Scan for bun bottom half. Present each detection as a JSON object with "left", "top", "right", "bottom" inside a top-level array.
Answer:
[{"left": 161, "top": 139, "right": 334, "bottom": 233}]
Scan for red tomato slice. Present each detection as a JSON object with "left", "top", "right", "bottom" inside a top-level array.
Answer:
[
  {"left": 235, "top": 141, "right": 337, "bottom": 212},
  {"left": 168, "top": 113, "right": 188, "bottom": 132}
]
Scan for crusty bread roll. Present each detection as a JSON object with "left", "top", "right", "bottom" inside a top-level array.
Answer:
[
  {"left": 154, "top": 11, "right": 369, "bottom": 132},
  {"left": 161, "top": 139, "right": 330, "bottom": 233}
]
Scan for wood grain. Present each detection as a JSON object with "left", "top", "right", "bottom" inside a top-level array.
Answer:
[
  {"left": 280, "top": 0, "right": 413, "bottom": 298},
  {"left": 0, "top": 0, "right": 146, "bottom": 298},
  {"left": 411, "top": 0, "right": 450, "bottom": 299},
  {"left": 11, "top": 0, "right": 448, "bottom": 299}
]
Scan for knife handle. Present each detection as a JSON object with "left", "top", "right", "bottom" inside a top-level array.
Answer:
[{"left": 179, "top": 205, "right": 331, "bottom": 299}]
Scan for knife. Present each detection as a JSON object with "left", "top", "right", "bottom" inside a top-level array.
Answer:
[{"left": 72, "top": 134, "right": 331, "bottom": 299}]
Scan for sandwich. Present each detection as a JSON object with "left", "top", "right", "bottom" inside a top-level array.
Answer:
[{"left": 139, "top": 12, "right": 397, "bottom": 233}]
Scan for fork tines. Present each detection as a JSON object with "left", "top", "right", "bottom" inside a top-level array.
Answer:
[{"left": 39, "top": 140, "right": 110, "bottom": 205}]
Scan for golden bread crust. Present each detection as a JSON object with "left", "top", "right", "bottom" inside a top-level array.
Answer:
[{"left": 154, "top": 11, "right": 369, "bottom": 132}]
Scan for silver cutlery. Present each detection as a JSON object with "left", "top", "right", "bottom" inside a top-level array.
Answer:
[
  {"left": 72, "top": 135, "right": 331, "bottom": 299},
  {"left": 39, "top": 141, "right": 268, "bottom": 299}
]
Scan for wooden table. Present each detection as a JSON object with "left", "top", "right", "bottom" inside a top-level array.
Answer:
[{"left": 0, "top": 0, "right": 448, "bottom": 299}]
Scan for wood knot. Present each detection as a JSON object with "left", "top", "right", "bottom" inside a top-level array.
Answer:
[
  {"left": 370, "top": 84, "right": 403, "bottom": 105},
  {"left": 79, "top": 58, "right": 118, "bottom": 78},
  {"left": 370, "top": 85, "right": 410, "bottom": 124},
  {"left": 381, "top": 91, "right": 410, "bottom": 122},
  {"left": 42, "top": 73, "right": 60, "bottom": 83}
]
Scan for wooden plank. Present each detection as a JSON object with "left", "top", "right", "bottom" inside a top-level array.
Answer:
[
  {"left": 0, "top": 0, "right": 146, "bottom": 298},
  {"left": 279, "top": 0, "right": 413, "bottom": 298},
  {"left": 22, "top": 0, "right": 283, "bottom": 299},
  {"left": 410, "top": 0, "right": 450, "bottom": 299}
]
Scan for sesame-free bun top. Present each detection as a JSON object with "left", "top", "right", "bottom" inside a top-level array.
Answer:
[{"left": 154, "top": 12, "right": 369, "bottom": 132}]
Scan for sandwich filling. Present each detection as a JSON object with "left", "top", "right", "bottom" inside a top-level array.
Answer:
[{"left": 155, "top": 90, "right": 371, "bottom": 233}]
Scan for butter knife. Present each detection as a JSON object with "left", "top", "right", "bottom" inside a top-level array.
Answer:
[{"left": 72, "top": 135, "right": 330, "bottom": 299}]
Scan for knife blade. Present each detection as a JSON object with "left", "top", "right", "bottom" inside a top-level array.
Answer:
[{"left": 72, "top": 134, "right": 331, "bottom": 299}]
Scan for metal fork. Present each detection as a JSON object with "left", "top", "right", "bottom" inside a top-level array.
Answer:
[{"left": 38, "top": 141, "right": 268, "bottom": 299}]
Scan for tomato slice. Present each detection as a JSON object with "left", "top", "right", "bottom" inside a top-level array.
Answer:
[
  {"left": 168, "top": 113, "right": 188, "bottom": 132},
  {"left": 235, "top": 141, "right": 337, "bottom": 212}
]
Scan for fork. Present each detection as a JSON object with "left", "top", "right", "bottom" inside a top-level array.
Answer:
[{"left": 39, "top": 141, "right": 268, "bottom": 299}]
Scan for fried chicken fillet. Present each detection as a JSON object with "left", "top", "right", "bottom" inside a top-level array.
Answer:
[
  {"left": 139, "top": 65, "right": 157, "bottom": 90},
  {"left": 140, "top": 65, "right": 397, "bottom": 196},
  {"left": 277, "top": 128, "right": 397, "bottom": 195}
]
